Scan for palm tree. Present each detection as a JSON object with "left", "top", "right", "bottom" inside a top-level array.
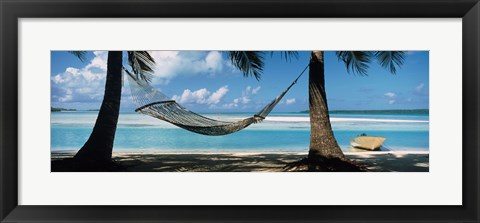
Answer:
[
  {"left": 67, "top": 51, "right": 266, "bottom": 165},
  {"left": 235, "top": 51, "right": 405, "bottom": 171},
  {"left": 69, "top": 51, "right": 156, "bottom": 163},
  {"left": 306, "top": 51, "right": 405, "bottom": 171}
]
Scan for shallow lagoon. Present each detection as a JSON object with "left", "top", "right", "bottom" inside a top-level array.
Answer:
[{"left": 51, "top": 112, "right": 429, "bottom": 152}]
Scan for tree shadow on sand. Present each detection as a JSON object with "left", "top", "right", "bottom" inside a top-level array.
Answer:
[
  {"left": 51, "top": 158, "right": 128, "bottom": 172},
  {"left": 284, "top": 156, "right": 367, "bottom": 172}
]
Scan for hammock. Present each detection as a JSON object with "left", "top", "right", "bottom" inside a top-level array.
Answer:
[{"left": 125, "top": 65, "right": 307, "bottom": 136}]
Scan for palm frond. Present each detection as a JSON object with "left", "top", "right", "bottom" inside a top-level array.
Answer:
[
  {"left": 374, "top": 51, "right": 406, "bottom": 74},
  {"left": 335, "top": 51, "right": 373, "bottom": 76},
  {"left": 269, "top": 51, "right": 299, "bottom": 62},
  {"left": 227, "top": 51, "right": 265, "bottom": 80},
  {"left": 68, "top": 51, "right": 87, "bottom": 62},
  {"left": 127, "top": 51, "right": 156, "bottom": 83}
]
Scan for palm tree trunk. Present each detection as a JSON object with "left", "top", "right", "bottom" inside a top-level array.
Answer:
[
  {"left": 74, "top": 51, "right": 123, "bottom": 162},
  {"left": 308, "top": 51, "right": 345, "bottom": 159}
]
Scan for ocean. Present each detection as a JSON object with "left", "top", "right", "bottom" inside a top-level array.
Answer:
[{"left": 51, "top": 111, "right": 429, "bottom": 153}]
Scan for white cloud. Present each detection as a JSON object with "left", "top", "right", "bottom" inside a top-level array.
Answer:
[
  {"left": 383, "top": 92, "right": 398, "bottom": 105},
  {"left": 207, "top": 86, "right": 229, "bottom": 104},
  {"left": 251, "top": 86, "right": 261, "bottom": 95},
  {"left": 149, "top": 51, "right": 228, "bottom": 84},
  {"left": 286, "top": 98, "right": 296, "bottom": 105},
  {"left": 86, "top": 51, "right": 108, "bottom": 71},
  {"left": 51, "top": 51, "right": 108, "bottom": 104},
  {"left": 233, "top": 96, "right": 251, "bottom": 104},
  {"left": 52, "top": 51, "right": 236, "bottom": 110},
  {"left": 223, "top": 85, "right": 260, "bottom": 109},
  {"left": 172, "top": 85, "right": 229, "bottom": 105},
  {"left": 222, "top": 103, "right": 238, "bottom": 109},
  {"left": 384, "top": 92, "right": 397, "bottom": 98},
  {"left": 58, "top": 89, "right": 73, "bottom": 102},
  {"left": 415, "top": 83, "right": 425, "bottom": 93},
  {"left": 243, "top": 86, "right": 261, "bottom": 95},
  {"left": 204, "top": 51, "right": 223, "bottom": 71},
  {"left": 172, "top": 88, "right": 209, "bottom": 104}
]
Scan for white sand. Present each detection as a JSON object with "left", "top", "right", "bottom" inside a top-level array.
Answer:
[{"left": 52, "top": 151, "right": 429, "bottom": 172}]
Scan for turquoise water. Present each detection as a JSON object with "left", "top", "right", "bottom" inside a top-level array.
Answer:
[{"left": 51, "top": 112, "right": 429, "bottom": 152}]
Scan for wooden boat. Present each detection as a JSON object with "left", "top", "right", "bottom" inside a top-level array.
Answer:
[{"left": 350, "top": 135, "right": 386, "bottom": 150}]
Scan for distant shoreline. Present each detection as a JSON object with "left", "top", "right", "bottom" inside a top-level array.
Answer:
[
  {"left": 51, "top": 107, "right": 76, "bottom": 112},
  {"left": 301, "top": 109, "right": 429, "bottom": 115}
]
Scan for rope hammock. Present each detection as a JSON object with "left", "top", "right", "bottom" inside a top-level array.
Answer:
[{"left": 125, "top": 65, "right": 308, "bottom": 136}]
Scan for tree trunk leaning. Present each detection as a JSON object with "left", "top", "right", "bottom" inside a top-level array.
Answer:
[
  {"left": 307, "top": 51, "right": 345, "bottom": 160},
  {"left": 74, "top": 51, "right": 123, "bottom": 162}
]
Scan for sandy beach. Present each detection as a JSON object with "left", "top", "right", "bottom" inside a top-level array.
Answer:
[{"left": 51, "top": 151, "right": 429, "bottom": 172}]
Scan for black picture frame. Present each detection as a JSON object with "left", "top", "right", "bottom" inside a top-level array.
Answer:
[{"left": 1, "top": 0, "right": 479, "bottom": 222}]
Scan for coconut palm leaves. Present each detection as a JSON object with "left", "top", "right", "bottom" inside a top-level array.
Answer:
[
  {"left": 127, "top": 51, "right": 156, "bottom": 83},
  {"left": 226, "top": 51, "right": 265, "bottom": 81},
  {"left": 375, "top": 51, "right": 405, "bottom": 74},
  {"left": 68, "top": 51, "right": 88, "bottom": 62},
  {"left": 336, "top": 51, "right": 406, "bottom": 75},
  {"left": 226, "top": 51, "right": 300, "bottom": 81},
  {"left": 336, "top": 51, "right": 372, "bottom": 75},
  {"left": 271, "top": 51, "right": 300, "bottom": 62},
  {"left": 227, "top": 50, "right": 405, "bottom": 80}
]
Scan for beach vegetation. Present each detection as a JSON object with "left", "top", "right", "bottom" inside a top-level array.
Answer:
[{"left": 51, "top": 107, "right": 76, "bottom": 112}]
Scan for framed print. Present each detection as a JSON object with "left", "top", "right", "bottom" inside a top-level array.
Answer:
[{"left": 1, "top": 0, "right": 479, "bottom": 222}]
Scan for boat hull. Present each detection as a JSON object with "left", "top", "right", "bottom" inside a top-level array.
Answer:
[{"left": 350, "top": 136, "right": 386, "bottom": 150}]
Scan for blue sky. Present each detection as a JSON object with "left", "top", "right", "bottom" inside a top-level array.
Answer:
[{"left": 51, "top": 51, "right": 429, "bottom": 112}]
